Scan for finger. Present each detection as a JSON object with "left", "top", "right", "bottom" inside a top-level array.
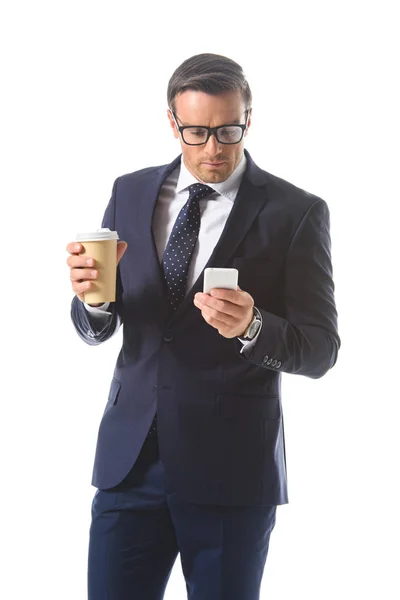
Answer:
[
  {"left": 209, "top": 288, "right": 248, "bottom": 306},
  {"left": 195, "top": 300, "right": 235, "bottom": 326},
  {"left": 117, "top": 241, "right": 128, "bottom": 265},
  {"left": 194, "top": 294, "right": 241, "bottom": 318},
  {"left": 66, "top": 242, "right": 84, "bottom": 255},
  {"left": 201, "top": 309, "right": 230, "bottom": 330},
  {"left": 70, "top": 267, "right": 98, "bottom": 282},
  {"left": 67, "top": 254, "right": 95, "bottom": 268},
  {"left": 72, "top": 279, "right": 93, "bottom": 295}
]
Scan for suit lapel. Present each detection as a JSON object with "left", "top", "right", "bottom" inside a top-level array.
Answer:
[{"left": 129, "top": 155, "right": 181, "bottom": 316}]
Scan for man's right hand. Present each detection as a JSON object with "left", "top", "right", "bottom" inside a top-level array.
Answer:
[{"left": 66, "top": 241, "right": 128, "bottom": 304}]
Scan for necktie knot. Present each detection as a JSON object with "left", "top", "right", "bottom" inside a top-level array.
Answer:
[{"left": 188, "top": 183, "right": 215, "bottom": 202}]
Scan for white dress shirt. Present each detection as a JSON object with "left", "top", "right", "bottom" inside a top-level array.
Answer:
[{"left": 84, "top": 154, "right": 261, "bottom": 352}]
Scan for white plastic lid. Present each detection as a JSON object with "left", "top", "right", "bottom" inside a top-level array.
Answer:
[{"left": 76, "top": 227, "right": 119, "bottom": 242}]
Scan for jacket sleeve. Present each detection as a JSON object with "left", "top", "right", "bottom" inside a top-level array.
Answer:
[
  {"left": 236, "top": 198, "right": 341, "bottom": 379},
  {"left": 70, "top": 178, "right": 124, "bottom": 346}
]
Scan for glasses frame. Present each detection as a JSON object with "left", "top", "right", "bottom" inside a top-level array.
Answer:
[{"left": 171, "top": 109, "right": 250, "bottom": 146}]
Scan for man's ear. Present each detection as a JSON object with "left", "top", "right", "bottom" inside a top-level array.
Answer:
[
  {"left": 167, "top": 108, "right": 179, "bottom": 139},
  {"left": 244, "top": 108, "right": 252, "bottom": 137}
]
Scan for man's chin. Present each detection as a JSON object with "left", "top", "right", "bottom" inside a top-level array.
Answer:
[{"left": 197, "top": 164, "right": 231, "bottom": 183}]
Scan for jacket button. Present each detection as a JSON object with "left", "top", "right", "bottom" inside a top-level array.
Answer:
[
  {"left": 262, "top": 355, "right": 269, "bottom": 364},
  {"left": 267, "top": 358, "right": 273, "bottom": 365},
  {"left": 164, "top": 332, "right": 174, "bottom": 342},
  {"left": 271, "top": 359, "right": 277, "bottom": 367},
  {"left": 276, "top": 361, "right": 281, "bottom": 368}
]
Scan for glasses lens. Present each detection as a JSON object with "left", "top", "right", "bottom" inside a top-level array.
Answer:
[
  {"left": 216, "top": 126, "right": 243, "bottom": 144},
  {"left": 182, "top": 127, "right": 209, "bottom": 145}
]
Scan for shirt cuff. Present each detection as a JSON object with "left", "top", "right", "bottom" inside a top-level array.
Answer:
[{"left": 84, "top": 301, "right": 112, "bottom": 316}]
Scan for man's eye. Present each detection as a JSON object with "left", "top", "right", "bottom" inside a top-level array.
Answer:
[
  {"left": 188, "top": 129, "right": 206, "bottom": 136},
  {"left": 220, "top": 127, "right": 236, "bottom": 136}
]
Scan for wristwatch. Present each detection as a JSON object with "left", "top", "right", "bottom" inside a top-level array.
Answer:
[{"left": 239, "top": 307, "right": 262, "bottom": 341}]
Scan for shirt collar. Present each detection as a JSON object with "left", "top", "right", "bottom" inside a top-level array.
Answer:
[{"left": 176, "top": 154, "right": 247, "bottom": 202}]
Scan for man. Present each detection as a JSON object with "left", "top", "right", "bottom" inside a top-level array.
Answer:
[{"left": 67, "top": 53, "right": 340, "bottom": 600}]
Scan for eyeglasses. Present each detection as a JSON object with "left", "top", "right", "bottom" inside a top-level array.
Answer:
[{"left": 171, "top": 110, "right": 249, "bottom": 146}]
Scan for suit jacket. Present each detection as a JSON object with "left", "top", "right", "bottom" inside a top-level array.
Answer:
[{"left": 71, "top": 149, "right": 340, "bottom": 506}]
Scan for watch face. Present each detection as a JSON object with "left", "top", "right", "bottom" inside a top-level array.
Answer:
[{"left": 249, "top": 319, "right": 261, "bottom": 338}]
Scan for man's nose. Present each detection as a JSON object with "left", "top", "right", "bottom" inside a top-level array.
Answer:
[{"left": 204, "top": 133, "right": 222, "bottom": 155}]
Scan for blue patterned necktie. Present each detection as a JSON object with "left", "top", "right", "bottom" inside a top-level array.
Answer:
[{"left": 162, "top": 182, "right": 214, "bottom": 312}]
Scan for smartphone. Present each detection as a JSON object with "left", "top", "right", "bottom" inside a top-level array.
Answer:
[{"left": 203, "top": 268, "right": 239, "bottom": 294}]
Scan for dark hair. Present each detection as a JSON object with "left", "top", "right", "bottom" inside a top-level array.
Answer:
[{"left": 167, "top": 53, "right": 252, "bottom": 113}]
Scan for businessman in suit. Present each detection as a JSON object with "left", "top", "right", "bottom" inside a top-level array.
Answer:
[{"left": 67, "top": 53, "right": 340, "bottom": 600}]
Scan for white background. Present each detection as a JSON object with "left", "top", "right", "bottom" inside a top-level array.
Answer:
[{"left": 1, "top": 1, "right": 399, "bottom": 598}]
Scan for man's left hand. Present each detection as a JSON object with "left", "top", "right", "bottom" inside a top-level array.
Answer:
[{"left": 193, "top": 287, "right": 254, "bottom": 338}]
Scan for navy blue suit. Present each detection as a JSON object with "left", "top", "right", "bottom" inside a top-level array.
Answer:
[{"left": 71, "top": 150, "right": 340, "bottom": 598}]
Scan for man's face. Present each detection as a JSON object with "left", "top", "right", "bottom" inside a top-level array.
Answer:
[{"left": 167, "top": 89, "right": 251, "bottom": 184}]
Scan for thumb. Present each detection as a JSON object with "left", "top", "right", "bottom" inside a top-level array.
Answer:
[{"left": 116, "top": 241, "right": 128, "bottom": 265}]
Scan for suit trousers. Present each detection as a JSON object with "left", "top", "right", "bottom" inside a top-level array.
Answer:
[{"left": 88, "top": 430, "right": 277, "bottom": 600}]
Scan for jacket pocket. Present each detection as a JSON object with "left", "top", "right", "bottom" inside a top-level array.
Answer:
[
  {"left": 216, "top": 393, "right": 281, "bottom": 420},
  {"left": 107, "top": 377, "right": 121, "bottom": 407}
]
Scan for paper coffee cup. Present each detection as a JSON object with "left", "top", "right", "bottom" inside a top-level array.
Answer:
[{"left": 76, "top": 228, "right": 119, "bottom": 303}]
